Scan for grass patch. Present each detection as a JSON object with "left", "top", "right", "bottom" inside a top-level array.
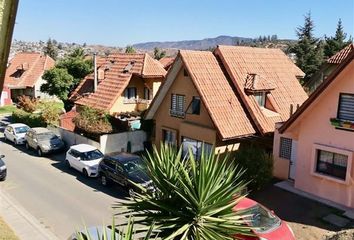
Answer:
[
  {"left": 0, "top": 105, "right": 16, "bottom": 114},
  {"left": 0, "top": 217, "right": 19, "bottom": 240},
  {"left": 37, "top": 101, "right": 64, "bottom": 111}
]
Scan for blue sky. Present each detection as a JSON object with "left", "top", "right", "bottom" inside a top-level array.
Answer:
[{"left": 13, "top": 0, "right": 354, "bottom": 46}]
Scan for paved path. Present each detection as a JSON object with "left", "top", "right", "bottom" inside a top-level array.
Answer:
[{"left": 0, "top": 135, "right": 129, "bottom": 239}]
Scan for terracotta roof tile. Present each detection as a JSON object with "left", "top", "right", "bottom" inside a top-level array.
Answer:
[
  {"left": 159, "top": 57, "right": 175, "bottom": 69},
  {"left": 73, "top": 53, "right": 166, "bottom": 110},
  {"left": 327, "top": 43, "right": 354, "bottom": 64},
  {"left": 180, "top": 50, "right": 256, "bottom": 139},
  {"left": 215, "top": 45, "right": 308, "bottom": 134},
  {"left": 4, "top": 52, "right": 55, "bottom": 88}
]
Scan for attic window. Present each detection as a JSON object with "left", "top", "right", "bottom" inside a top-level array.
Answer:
[
  {"left": 254, "top": 92, "right": 266, "bottom": 107},
  {"left": 183, "top": 69, "right": 189, "bottom": 77},
  {"left": 11, "top": 69, "right": 25, "bottom": 79}
]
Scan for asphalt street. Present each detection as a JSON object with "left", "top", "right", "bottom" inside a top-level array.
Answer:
[{"left": 0, "top": 133, "right": 129, "bottom": 239}]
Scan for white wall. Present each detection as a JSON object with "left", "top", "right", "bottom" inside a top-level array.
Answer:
[
  {"left": 50, "top": 126, "right": 100, "bottom": 149},
  {"left": 100, "top": 131, "right": 146, "bottom": 154}
]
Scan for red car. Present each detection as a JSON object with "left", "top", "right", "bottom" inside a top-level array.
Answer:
[{"left": 233, "top": 198, "right": 295, "bottom": 240}]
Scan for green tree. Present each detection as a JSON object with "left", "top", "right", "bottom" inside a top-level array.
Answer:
[
  {"left": 324, "top": 19, "right": 350, "bottom": 59},
  {"left": 153, "top": 47, "right": 166, "bottom": 60},
  {"left": 116, "top": 145, "right": 252, "bottom": 240},
  {"left": 291, "top": 12, "right": 324, "bottom": 84},
  {"left": 125, "top": 45, "right": 136, "bottom": 53},
  {"left": 43, "top": 38, "right": 58, "bottom": 60},
  {"left": 40, "top": 68, "right": 74, "bottom": 101}
]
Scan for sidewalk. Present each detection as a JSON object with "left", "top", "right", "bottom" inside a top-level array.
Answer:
[{"left": 0, "top": 188, "right": 59, "bottom": 240}]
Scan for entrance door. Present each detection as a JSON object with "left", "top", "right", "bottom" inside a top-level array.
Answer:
[{"left": 289, "top": 140, "right": 297, "bottom": 180}]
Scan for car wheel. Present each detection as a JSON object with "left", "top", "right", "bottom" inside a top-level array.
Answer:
[
  {"left": 101, "top": 175, "right": 109, "bottom": 186},
  {"left": 37, "top": 148, "right": 43, "bottom": 157},
  {"left": 0, "top": 177, "right": 5, "bottom": 181},
  {"left": 128, "top": 188, "right": 136, "bottom": 198},
  {"left": 65, "top": 160, "right": 71, "bottom": 168},
  {"left": 25, "top": 142, "right": 30, "bottom": 150},
  {"left": 83, "top": 169, "right": 88, "bottom": 177}
]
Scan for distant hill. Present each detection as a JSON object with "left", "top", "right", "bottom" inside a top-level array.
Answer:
[{"left": 132, "top": 35, "right": 253, "bottom": 50}]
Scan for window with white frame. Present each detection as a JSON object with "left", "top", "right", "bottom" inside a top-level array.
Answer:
[
  {"left": 338, "top": 93, "right": 354, "bottom": 121},
  {"left": 170, "top": 94, "right": 185, "bottom": 117},
  {"left": 124, "top": 87, "right": 137, "bottom": 100},
  {"left": 254, "top": 92, "right": 266, "bottom": 107},
  {"left": 279, "top": 137, "right": 292, "bottom": 160},
  {"left": 315, "top": 149, "right": 348, "bottom": 180},
  {"left": 181, "top": 137, "right": 212, "bottom": 160}
]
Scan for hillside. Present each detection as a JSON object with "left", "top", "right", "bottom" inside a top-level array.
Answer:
[{"left": 132, "top": 35, "right": 253, "bottom": 50}]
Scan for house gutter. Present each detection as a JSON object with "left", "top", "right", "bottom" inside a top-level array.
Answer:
[{"left": 0, "top": 0, "right": 18, "bottom": 93}]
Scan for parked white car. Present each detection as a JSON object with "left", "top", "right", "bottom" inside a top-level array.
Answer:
[
  {"left": 4, "top": 123, "right": 30, "bottom": 145},
  {"left": 65, "top": 144, "right": 104, "bottom": 177}
]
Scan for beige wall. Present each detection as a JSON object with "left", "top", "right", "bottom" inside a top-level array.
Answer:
[
  {"left": 110, "top": 76, "right": 163, "bottom": 114},
  {"left": 274, "top": 60, "right": 354, "bottom": 207},
  {"left": 154, "top": 66, "right": 217, "bottom": 147}
]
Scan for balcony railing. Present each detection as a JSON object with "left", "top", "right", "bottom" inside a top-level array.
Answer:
[
  {"left": 170, "top": 109, "right": 185, "bottom": 118},
  {"left": 123, "top": 98, "right": 152, "bottom": 104},
  {"left": 330, "top": 118, "right": 354, "bottom": 131}
]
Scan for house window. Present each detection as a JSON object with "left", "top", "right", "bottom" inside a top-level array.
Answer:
[
  {"left": 170, "top": 94, "right": 185, "bottom": 117},
  {"left": 279, "top": 137, "right": 292, "bottom": 160},
  {"left": 254, "top": 92, "right": 266, "bottom": 107},
  {"left": 144, "top": 87, "right": 150, "bottom": 100},
  {"left": 124, "top": 87, "right": 137, "bottom": 100},
  {"left": 191, "top": 97, "right": 200, "bottom": 115},
  {"left": 163, "top": 129, "right": 176, "bottom": 146},
  {"left": 338, "top": 93, "right": 354, "bottom": 121},
  {"left": 315, "top": 149, "right": 348, "bottom": 180},
  {"left": 182, "top": 137, "right": 212, "bottom": 160},
  {"left": 183, "top": 69, "right": 189, "bottom": 77}
]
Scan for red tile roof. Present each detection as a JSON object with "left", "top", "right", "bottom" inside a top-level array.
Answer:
[
  {"left": 280, "top": 48, "right": 354, "bottom": 133},
  {"left": 180, "top": 50, "right": 256, "bottom": 139},
  {"left": 72, "top": 53, "right": 166, "bottom": 110},
  {"left": 4, "top": 52, "right": 55, "bottom": 88},
  {"left": 327, "top": 43, "right": 354, "bottom": 64},
  {"left": 159, "top": 57, "right": 175, "bottom": 69},
  {"left": 215, "top": 45, "right": 308, "bottom": 134}
]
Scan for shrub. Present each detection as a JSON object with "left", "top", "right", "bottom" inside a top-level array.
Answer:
[
  {"left": 233, "top": 145, "right": 273, "bottom": 190},
  {"left": 40, "top": 102, "right": 61, "bottom": 126},
  {"left": 17, "top": 95, "right": 38, "bottom": 113},
  {"left": 73, "top": 106, "right": 113, "bottom": 135},
  {"left": 12, "top": 109, "right": 46, "bottom": 127}
]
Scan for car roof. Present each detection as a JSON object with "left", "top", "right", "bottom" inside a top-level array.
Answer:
[
  {"left": 8, "top": 123, "right": 29, "bottom": 128},
  {"left": 30, "top": 127, "right": 51, "bottom": 134},
  {"left": 70, "top": 144, "right": 98, "bottom": 152},
  {"left": 233, "top": 197, "right": 258, "bottom": 211},
  {"left": 105, "top": 152, "right": 141, "bottom": 163}
]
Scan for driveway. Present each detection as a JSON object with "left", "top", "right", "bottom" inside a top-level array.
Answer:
[
  {"left": 250, "top": 183, "right": 354, "bottom": 240},
  {"left": 0, "top": 134, "right": 129, "bottom": 239}
]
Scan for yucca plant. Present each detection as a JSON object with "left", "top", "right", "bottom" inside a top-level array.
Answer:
[
  {"left": 115, "top": 144, "right": 253, "bottom": 240},
  {"left": 75, "top": 217, "right": 155, "bottom": 240}
]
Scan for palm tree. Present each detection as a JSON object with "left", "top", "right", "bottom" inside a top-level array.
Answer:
[{"left": 116, "top": 144, "right": 253, "bottom": 240}]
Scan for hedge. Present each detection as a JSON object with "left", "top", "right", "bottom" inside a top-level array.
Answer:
[{"left": 12, "top": 109, "right": 46, "bottom": 128}]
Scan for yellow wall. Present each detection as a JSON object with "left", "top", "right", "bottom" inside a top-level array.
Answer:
[
  {"left": 154, "top": 66, "right": 217, "bottom": 147},
  {"left": 110, "top": 75, "right": 163, "bottom": 114}
]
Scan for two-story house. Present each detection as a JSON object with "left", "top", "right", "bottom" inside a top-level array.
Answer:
[
  {"left": 273, "top": 50, "right": 354, "bottom": 208},
  {"left": 1, "top": 52, "right": 55, "bottom": 105},
  {"left": 145, "top": 46, "right": 308, "bottom": 158},
  {"left": 70, "top": 53, "right": 166, "bottom": 115}
]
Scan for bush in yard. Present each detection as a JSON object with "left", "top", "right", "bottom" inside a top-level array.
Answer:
[
  {"left": 234, "top": 145, "right": 273, "bottom": 190},
  {"left": 116, "top": 144, "right": 253, "bottom": 240},
  {"left": 12, "top": 109, "right": 46, "bottom": 127},
  {"left": 16, "top": 95, "right": 38, "bottom": 113},
  {"left": 40, "top": 102, "right": 61, "bottom": 126},
  {"left": 73, "top": 106, "right": 113, "bottom": 136}
]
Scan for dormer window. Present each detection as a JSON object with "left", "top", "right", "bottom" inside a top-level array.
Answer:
[{"left": 254, "top": 92, "right": 266, "bottom": 107}]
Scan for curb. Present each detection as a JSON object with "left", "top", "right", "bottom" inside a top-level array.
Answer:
[{"left": 0, "top": 188, "right": 59, "bottom": 240}]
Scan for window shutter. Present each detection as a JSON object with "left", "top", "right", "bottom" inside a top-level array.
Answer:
[
  {"left": 171, "top": 94, "right": 177, "bottom": 110},
  {"left": 338, "top": 94, "right": 354, "bottom": 121}
]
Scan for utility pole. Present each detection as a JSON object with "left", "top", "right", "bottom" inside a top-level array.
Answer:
[{"left": 93, "top": 52, "right": 97, "bottom": 92}]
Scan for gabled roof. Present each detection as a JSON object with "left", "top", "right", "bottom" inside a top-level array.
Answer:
[
  {"left": 72, "top": 53, "right": 166, "bottom": 110},
  {"left": 146, "top": 46, "right": 307, "bottom": 140},
  {"left": 215, "top": 45, "right": 308, "bottom": 134},
  {"left": 279, "top": 48, "right": 354, "bottom": 133},
  {"left": 159, "top": 57, "right": 175, "bottom": 70},
  {"left": 4, "top": 52, "right": 55, "bottom": 88},
  {"left": 327, "top": 43, "right": 354, "bottom": 64}
]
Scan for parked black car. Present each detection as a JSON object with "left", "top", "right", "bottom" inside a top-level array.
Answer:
[
  {"left": 98, "top": 152, "right": 154, "bottom": 196},
  {"left": 0, "top": 155, "right": 7, "bottom": 181}
]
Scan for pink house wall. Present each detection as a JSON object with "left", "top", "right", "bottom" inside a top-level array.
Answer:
[{"left": 273, "top": 60, "right": 354, "bottom": 208}]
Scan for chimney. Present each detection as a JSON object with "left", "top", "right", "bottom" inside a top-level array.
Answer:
[{"left": 93, "top": 53, "right": 97, "bottom": 92}]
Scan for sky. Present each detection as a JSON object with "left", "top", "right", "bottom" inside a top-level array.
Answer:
[{"left": 13, "top": 0, "right": 354, "bottom": 47}]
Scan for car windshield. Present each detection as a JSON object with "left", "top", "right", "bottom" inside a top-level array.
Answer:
[
  {"left": 15, "top": 126, "right": 29, "bottom": 134},
  {"left": 123, "top": 158, "right": 144, "bottom": 174},
  {"left": 82, "top": 150, "right": 103, "bottom": 160},
  {"left": 245, "top": 204, "right": 281, "bottom": 233},
  {"left": 37, "top": 132, "right": 58, "bottom": 141}
]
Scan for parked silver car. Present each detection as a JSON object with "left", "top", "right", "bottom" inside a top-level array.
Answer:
[{"left": 25, "top": 128, "right": 65, "bottom": 156}]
